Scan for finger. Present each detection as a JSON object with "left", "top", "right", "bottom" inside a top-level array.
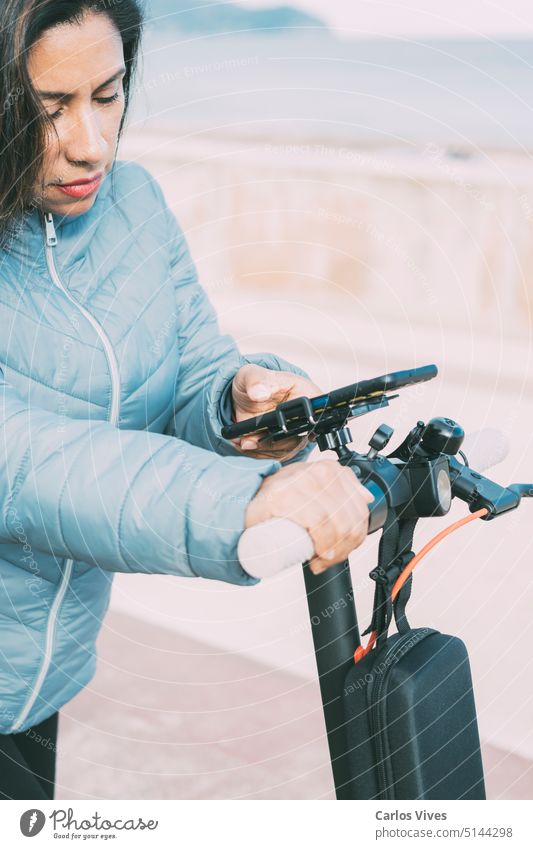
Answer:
[
  {"left": 239, "top": 365, "right": 290, "bottom": 399},
  {"left": 242, "top": 369, "right": 297, "bottom": 404},
  {"left": 309, "top": 519, "right": 366, "bottom": 574},
  {"left": 247, "top": 382, "right": 273, "bottom": 402},
  {"left": 240, "top": 434, "right": 306, "bottom": 456},
  {"left": 354, "top": 478, "right": 375, "bottom": 504},
  {"left": 298, "top": 504, "right": 339, "bottom": 568},
  {"left": 309, "top": 552, "right": 346, "bottom": 574},
  {"left": 239, "top": 444, "right": 304, "bottom": 460},
  {"left": 264, "top": 435, "right": 307, "bottom": 453},
  {"left": 240, "top": 438, "right": 259, "bottom": 450},
  {"left": 307, "top": 477, "right": 369, "bottom": 572},
  {"left": 245, "top": 381, "right": 294, "bottom": 410},
  {"left": 309, "top": 524, "right": 353, "bottom": 573}
]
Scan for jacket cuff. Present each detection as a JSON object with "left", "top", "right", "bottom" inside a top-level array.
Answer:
[{"left": 185, "top": 454, "right": 282, "bottom": 584}]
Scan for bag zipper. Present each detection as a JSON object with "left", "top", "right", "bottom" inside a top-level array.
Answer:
[
  {"left": 368, "top": 629, "right": 435, "bottom": 799},
  {"left": 11, "top": 212, "right": 121, "bottom": 731}
]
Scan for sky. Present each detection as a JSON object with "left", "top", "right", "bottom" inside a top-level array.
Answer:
[{"left": 238, "top": 0, "right": 533, "bottom": 38}]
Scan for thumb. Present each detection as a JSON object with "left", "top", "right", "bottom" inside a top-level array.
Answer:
[
  {"left": 247, "top": 382, "right": 272, "bottom": 401},
  {"left": 239, "top": 364, "right": 275, "bottom": 400}
]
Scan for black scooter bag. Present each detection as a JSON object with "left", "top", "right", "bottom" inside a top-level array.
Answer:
[{"left": 343, "top": 625, "right": 486, "bottom": 800}]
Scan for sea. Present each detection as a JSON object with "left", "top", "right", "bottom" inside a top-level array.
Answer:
[{"left": 129, "top": 30, "right": 533, "bottom": 153}]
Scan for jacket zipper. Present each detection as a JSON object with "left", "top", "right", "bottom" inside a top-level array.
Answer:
[
  {"left": 368, "top": 629, "right": 435, "bottom": 799},
  {"left": 11, "top": 212, "right": 121, "bottom": 732}
]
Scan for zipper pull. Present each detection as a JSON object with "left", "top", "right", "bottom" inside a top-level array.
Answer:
[{"left": 44, "top": 212, "right": 57, "bottom": 247}]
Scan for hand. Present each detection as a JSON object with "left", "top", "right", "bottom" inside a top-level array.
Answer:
[
  {"left": 230, "top": 363, "right": 322, "bottom": 461},
  {"left": 245, "top": 460, "right": 374, "bottom": 574}
]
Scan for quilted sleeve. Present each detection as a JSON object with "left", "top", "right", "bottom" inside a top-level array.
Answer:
[
  {"left": 0, "top": 368, "right": 282, "bottom": 585},
  {"left": 154, "top": 185, "right": 315, "bottom": 466}
]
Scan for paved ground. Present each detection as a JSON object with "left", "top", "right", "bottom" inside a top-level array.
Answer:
[{"left": 55, "top": 610, "right": 533, "bottom": 800}]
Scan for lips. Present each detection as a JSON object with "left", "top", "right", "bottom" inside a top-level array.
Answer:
[{"left": 54, "top": 173, "right": 103, "bottom": 198}]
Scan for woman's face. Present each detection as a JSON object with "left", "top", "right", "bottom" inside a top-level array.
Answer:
[{"left": 28, "top": 11, "right": 126, "bottom": 218}]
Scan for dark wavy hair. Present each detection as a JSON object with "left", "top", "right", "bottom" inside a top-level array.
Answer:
[{"left": 0, "top": 0, "right": 144, "bottom": 246}]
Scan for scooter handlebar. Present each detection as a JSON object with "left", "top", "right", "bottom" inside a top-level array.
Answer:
[
  {"left": 237, "top": 427, "right": 511, "bottom": 580},
  {"left": 238, "top": 480, "right": 386, "bottom": 579}
]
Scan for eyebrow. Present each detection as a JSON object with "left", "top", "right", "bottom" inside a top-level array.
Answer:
[{"left": 36, "top": 66, "right": 126, "bottom": 101}]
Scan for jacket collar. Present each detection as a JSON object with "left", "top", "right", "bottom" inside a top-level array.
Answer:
[{"left": 2, "top": 163, "right": 116, "bottom": 272}]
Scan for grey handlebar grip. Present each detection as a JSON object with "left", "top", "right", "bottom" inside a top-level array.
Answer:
[{"left": 238, "top": 519, "right": 314, "bottom": 579}]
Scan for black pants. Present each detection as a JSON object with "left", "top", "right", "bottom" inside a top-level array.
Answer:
[{"left": 0, "top": 712, "right": 58, "bottom": 800}]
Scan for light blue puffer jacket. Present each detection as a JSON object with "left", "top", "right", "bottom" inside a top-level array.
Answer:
[{"left": 0, "top": 160, "right": 314, "bottom": 734}]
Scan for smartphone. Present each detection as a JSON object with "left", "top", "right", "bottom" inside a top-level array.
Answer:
[{"left": 221, "top": 364, "right": 438, "bottom": 440}]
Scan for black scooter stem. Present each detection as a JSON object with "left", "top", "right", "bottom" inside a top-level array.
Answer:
[{"left": 303, "top": 559, "right": 360, "bottom": 800}]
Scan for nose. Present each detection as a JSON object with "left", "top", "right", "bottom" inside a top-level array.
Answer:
[{"left": 61, "top": 105, "right": 108, "bottom": 167}]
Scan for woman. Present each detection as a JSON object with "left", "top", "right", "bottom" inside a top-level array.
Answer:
[{"left": 0, "top": 0, "right": 371, "bottom": 800}]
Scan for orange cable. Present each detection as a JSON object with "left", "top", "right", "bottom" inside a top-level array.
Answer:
[{"left": 353, "top": 507, "right": 489, "bottom": 663}]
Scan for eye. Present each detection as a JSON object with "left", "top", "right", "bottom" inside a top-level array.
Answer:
[
  {"left": 46, "top": 88, "right": 121, "bottom": 121},
  {"left": 94, "top": 91, "right": 120, "bottom": 105}
]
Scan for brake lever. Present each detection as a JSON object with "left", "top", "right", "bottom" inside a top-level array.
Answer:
[{"left": 448, "top": 455, "right": 532, "bottom": 519}]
